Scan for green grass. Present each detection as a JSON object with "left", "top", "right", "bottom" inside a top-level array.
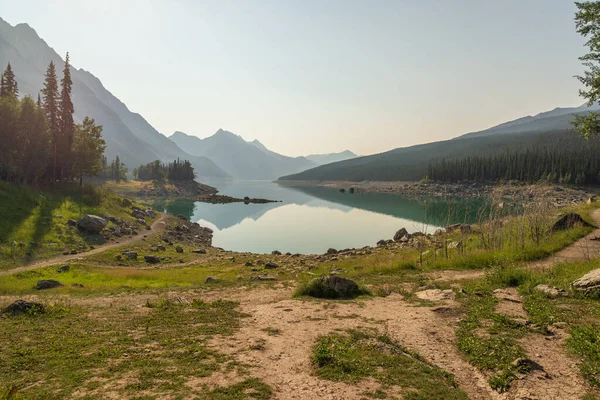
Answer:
[
  {"left": 197, "top": 378, "right": 273, "bottom": 399},
  {"left": 0, "top": 181, "right": 155, "bottom": 271},
  {"left": 312, "top": 329, "right": 468, "bottom": 400},
  {"left": 0, "top": 297, "right": 265, "bottom": 399}
]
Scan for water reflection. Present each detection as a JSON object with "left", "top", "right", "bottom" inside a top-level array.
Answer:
[{"left": 152, "top": 180, "right": 490, "bottom": 254}]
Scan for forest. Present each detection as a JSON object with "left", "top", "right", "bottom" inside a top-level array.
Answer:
[
  {"left": 427, "top": 134, "right": 600, "bottom": 184},
  {"left": 0, "top": 57, "right": 105, "bottom": 186},
  {"left": 133, "top": 159, "right": 196, "bottom": 182}
]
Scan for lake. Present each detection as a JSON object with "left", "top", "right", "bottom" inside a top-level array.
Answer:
[{"left": 153, "top": 180, "right": 487, "bottom": 254}]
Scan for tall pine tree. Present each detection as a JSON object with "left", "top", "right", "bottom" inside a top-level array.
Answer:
[
  {"left": 42, "top": 61, "right": 59, "bottom": 182},
  {"left": 0, "top": 63, "right": 18, "bottom": 100},
  {"left": 58, "top": 53, "right": 74, "bottom": 181}
]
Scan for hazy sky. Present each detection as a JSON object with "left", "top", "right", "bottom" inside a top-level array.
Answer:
[{"left": 0, "top": 0, "right": 587, "bottom": 157}]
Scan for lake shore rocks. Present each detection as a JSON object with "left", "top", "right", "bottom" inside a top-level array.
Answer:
[{"left": 197, "top": 194, "right": 278, "bottom": 204}]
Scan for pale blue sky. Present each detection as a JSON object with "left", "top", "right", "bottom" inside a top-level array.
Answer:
[{"left": 0, "top": 0, "right": 587, "bottom": 156}]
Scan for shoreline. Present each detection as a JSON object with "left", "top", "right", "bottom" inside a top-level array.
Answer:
[{"left": 278, "top": 179, "right": 599, "bottom": 206}]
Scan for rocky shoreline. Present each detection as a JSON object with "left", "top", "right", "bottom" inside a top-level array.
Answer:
[
  {"left": 137, "top": 180, "right": 218, "bottom": 198},
  {"left": 279, "top": 180, "right": 599, "bottom": 207},
  {"left": 196, "top": 194, "right": 279, "bottom": 204}
]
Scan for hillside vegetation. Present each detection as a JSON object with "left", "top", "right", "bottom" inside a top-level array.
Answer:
[{"left": 280, "top": 130, "right": 579, "bottom": 182}]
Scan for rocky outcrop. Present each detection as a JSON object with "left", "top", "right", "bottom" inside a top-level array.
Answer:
[
  {"left": 1, "top": 300, "right": 45, "bottom": 315},
  {"left": 551, "top": 213, "right": 595, "bottom": 232},
  {"left": 571, "top": 269, "right": 600, "bottom": 293},
  {"left": 393, "top": 228, "right": 409, "bottom": 242},
  {"left": 161, "top": 218, "right": 213, "bottom": 247},
  {"left": 324, "top": 276, "right": 360, "bottom": 298},
  {"left": 77, "top": 215, "right": 107, "bottom": 234},
  {"left": 35, "top": 280, "right": 63, "bottom": 290},
  {"left": 197, "top": 194, "right": 278, "bottom": 204}
]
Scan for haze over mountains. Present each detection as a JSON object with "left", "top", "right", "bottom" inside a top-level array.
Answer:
[
  {"left": 0, "top": 17, "right": 355, "bottom": 180},
  {"left": 281, "top": 103, "right": 597, "bottom": 182}
]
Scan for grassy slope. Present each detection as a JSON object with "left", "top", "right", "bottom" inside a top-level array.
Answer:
[{"left": 0, "top": 181, "right": 155, "bottom": 271}]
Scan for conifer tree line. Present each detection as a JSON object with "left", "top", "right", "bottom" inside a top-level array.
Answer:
[
  {"left": 427, "top": 134, "right": 600, "bottom": 185},
  {"left": 99, "top": 155, "right": 128, "bottom": 182},
  {"left": 133, "top": 159, "right": 196, "bottom": 182},
  {"left": 0, "top": 56, "right": 106, "bottom": 185}
]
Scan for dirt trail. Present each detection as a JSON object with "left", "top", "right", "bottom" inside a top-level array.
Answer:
[
  {"left": 0, "top": 213, "right": 168, "bottom": 277},
  {"left": 492, "top": 288, "right": 587, "bottom": 400},
  {"left": 431, "top": 208, "right": 600, "bottom": 283}
]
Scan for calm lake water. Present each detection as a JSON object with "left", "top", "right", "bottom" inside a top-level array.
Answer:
[{"left": 153, "top": 180, "right": 487, "bottom": 254}]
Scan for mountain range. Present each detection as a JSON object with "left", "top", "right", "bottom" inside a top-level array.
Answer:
[
  {"left": 280, "top": 103, "right": 597, "bottom": 182},
  {"left": 0, "top": 17, "right": 356, "bottom": 180}
]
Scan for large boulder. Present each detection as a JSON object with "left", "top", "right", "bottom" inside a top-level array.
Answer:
[
  {"left": 393, "top": 228, "right": 409, "bottom": 242},
  {"left": 304, "top": 276, "right": 360, "bottom": 299},
  {"left": 144, "top": 255, "right": 161, "bottom": 264},
  {"left": 77, "top": 215, "right": 107, "bottom": 234},
  {"left": 1, "top": 300, "right": 45, "bottom": 315},
  {"left": 35, "top": 280, "right": 63, "bottom": 290},
  {"left": 552, "top": 213, "right": 595, "bottom": 232},
  {"left": 572, "top": 268, "right": 600, "bottom": 293}
]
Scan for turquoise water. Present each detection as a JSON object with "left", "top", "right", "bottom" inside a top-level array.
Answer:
[{"left": 153, "top": 180, "right": 487, "bottom": 254}]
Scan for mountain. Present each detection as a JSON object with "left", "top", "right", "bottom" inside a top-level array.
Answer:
[
  {"left": 458, "top": 103, "right": 600, "bottom": 139},
  {"left": 169, "top": 130, "right": 316, "bottom": 180},
  {"left": 0, "top": 17, "right": 229, "bottom": 178},
  {"left": 305, "top": 150, "right": 357, "bottom": 165},
  {"left": 280, "top": 102, "right": 595, "bottom": 182}
]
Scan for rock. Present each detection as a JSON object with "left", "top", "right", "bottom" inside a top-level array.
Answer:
[
  {"left": 205, "top": 276, "right": 216, "bottom": 283},
  {"left": 70, "top": 249, "right": 78, "bottom": 255},
  {"left": 71, "top": 283, "right": 84, "bottom": 288},
  {"left": 145, "top": 209, "right": 156, "bottom": 218},
  {"left": 535, "top": 284, "right": 568, "bottom": 298},
  {"left": 256, "top": 260, "right": 265, "bottom": 265},
  {"left": 433, "top": 229, "right": 443, "bottom": 236},
  {"left": 175, "top": 246, "right": 184, "bottom": 253},
  {"left": 415, "top": 289, "right": 455, "bottom": 301},
  {"left": 446, "top": 223, "right": 462, "bottom": 232},
  {"left": 393, "top": 228, "right": 409, "bottom": 242},
  {"left": 399, "top": 235, "right": 410, "bottom": 243},
  {"left": 122, "top": 251, "right": 138, "bottom": 260},
  {"left": 572, "top": 268, "right": 600, "bottom": 293},
  {"left": 272, "top": 250, "right": 282, "bottom": 255},
  {"left": 250, "top": 275, "right": 276, "bottom": 281},
  {"left": 122, "top": 198, "right": 133, "bottom": 207},
  {"left": 192, "top": 249, "right": 207, "bottom": 254},
  {"left": 77, "top": 215, "right": 107, "bottom": 234},
  {"left": 326, "top": 248, "right": 337, "bottom": 255},
  {"left": 35, "top": 280, "right": 63, "bottom": 290},
  {"left": 157, "top": 245, "right": 166, "bottom": 251},
  {"left": 57, "top": 264, "right": 70, "bottom": 273},
  {"left": 448, "top": 241, "right": 462, "bottom": 249},
  {"left": 460, "top": 225, "right": 473, "bottom": 234},
  {"left": 1, "top": 300, "right": 45, "bottom": 315},
  {"left": 67, "top": 219, "right": 77, "bottom": 227},
  {"left": 114, "top": 254, "right": 122, "bottom": 261},
  {"left": 349, "top": 188, "right": 355, "bottom": 194},
  {"left": 144, "top": 255, "right": 161, "bottom": 264},
  {"left": 132, "top": 209, "right": 148, "bottom": 219},
  {"left": 376, "top": 239, "right": 387, "bottom": 247},
  {"left": 324, "top": 276, "right": 360, "bottom": 298},
  {"left": 587, "top": 196, "right": 597, "bottom": 205},
  {"left": 265, "top": 262, "right": 279, "bottom": 269},
  {"left": 245, "top": 261, "right": 253, "bottom": 267},
  {"left": 552, "top": 213, "right": 595, "bottom": 232}
]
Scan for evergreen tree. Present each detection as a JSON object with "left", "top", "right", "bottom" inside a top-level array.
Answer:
[
  {"left": 72, "top": 117, "right": 106, "bottom": 187},
  {"left": 42, "top": 61, "right": 60, "bottom": 181},
  {"left": 58, "top": 53, "right": 74, "bottom": 181},
  {"left": 0, "top": 63, "right": 18, "bottom": 100}
]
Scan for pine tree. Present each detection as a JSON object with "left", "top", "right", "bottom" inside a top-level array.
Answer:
[
  {"left": 0, "top": 63, "right": 18, "bottom": 100},
  {"left": 58, "top": 53, "right": 74, "bottom": 181},
  {"left": 42, "top": 61, "right": 59, "bottom": 181}
]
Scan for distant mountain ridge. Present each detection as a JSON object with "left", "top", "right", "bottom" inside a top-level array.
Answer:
[
  {"left": 0, "top": 17, "right": 229, "bottom": 178},
  {"left": 281, "top": 102, "right": 594, "bottom": 182},
  {"left": 169, "top": 130, "right": 316, "bottom": 180},
  {"left": 305, "top": 150, "right": 357, "bottom": 165}
]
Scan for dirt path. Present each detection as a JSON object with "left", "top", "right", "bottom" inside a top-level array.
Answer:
[
  {"left": 0, "top": 213, "right": 168, "bottom": 277},
  {"left": 492, "top": 288, "right": 587, "bottom": 400},
  {"left": 431, "top": 208, "right": 600, "bottom": 283}
]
